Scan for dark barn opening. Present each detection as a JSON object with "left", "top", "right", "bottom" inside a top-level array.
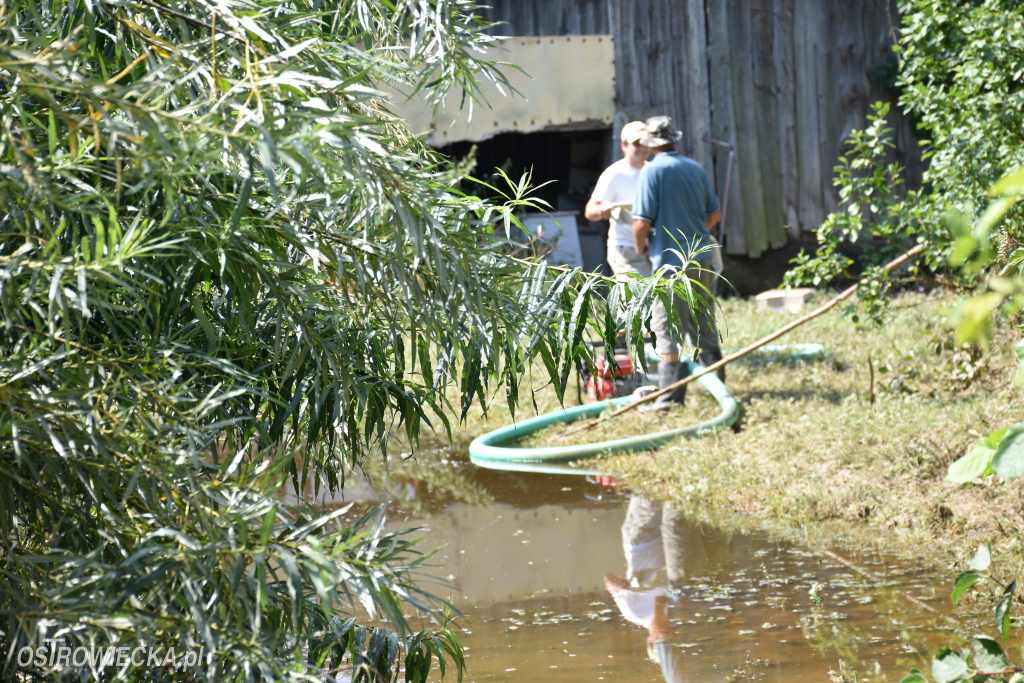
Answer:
[{"left": 441, "top": 127, "right": 614, "bottom": 274}]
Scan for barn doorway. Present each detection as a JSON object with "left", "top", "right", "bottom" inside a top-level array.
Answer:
[{"left": 441, "top": 127, "right": 614, "bottom": 274}]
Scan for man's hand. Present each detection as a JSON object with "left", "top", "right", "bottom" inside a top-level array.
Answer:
[
  {"left": 632, "top": 217, "right": 652, "bottom": 255},
  {"left": 585, "top": 199, "right": 613, "bottom": 222}
]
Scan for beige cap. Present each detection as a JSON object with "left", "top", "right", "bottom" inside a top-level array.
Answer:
[{"left": 620, "top": 120, "right": 648, "bottom": 144}]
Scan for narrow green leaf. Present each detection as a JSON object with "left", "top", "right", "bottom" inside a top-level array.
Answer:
[
  {"left": 259, "top": 504, "right": 277, "bottom": 546},
  {"left": 47, "top": 109, "right": 57, "bottom": 155},
  {"left": 951, "top": 571, "right": 980, "bottom": 605},
  {"left": 975, "top": 196, "right": 1017, "bottom": 237},
  {"left": 995, "top": 581, "right": 1016, "bottom": 640}
]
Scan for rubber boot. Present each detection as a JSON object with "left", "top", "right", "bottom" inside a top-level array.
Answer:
[
  {"left": 700, "top": 347, "right": 725, "bottom": 382},
  {"left": 640, "top": 361, "right": 688, "bottom": 412}
]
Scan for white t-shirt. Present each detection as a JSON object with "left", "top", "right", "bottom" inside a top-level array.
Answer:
[{"left": 590, "top": 158, "right": 642, "bottom": 247}]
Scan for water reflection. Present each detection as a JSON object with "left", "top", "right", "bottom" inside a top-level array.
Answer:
[
  {"left": 346, "top": 466, "right": 951, "bottom": 681},
  {"left": 605, "top": 498, "right": 693, "bottom": 682}
]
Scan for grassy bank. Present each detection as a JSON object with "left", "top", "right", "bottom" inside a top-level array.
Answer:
[
  {"left": 596, "top": 289, "right": 1024, "bottom": 579},
  {"left": 370, "top": 288, "right": 1023, "bottom": 582}
]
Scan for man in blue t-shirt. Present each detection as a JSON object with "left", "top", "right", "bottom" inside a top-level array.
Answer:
[{"left": 631, "top": 116, "right": 724, "bottom": 409}]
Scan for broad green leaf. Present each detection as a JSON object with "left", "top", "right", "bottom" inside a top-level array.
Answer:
[
  {"left": 968, "top": 544, "right": 991, "bottom": 572},
  {"left": 932, "top": 649, "right": 968, "bottom": 683},
  {"left": 955, "top": 292, "right": 1005, "bottom": 345},
  {"left": 984, "top": 427, "right": 1011, "bottom": 449},
  {"left": 1016, "top": 341, "right": 1024, "bottom": 388},
  {"left": 952, "top": 571, "right": 980, "bottom": 605},
  {"left": 991, "top": 166, "right": 1024, "bottom": 197},
  {"left": 948, "top": 235, "right": 978, "bottom": 267},
  {"left": 946, "top": 441, "right": 995, "bottom": 484},
  {"left": 945, "top": 210, "right": 973, "bottom": 238},
  {"left": 992, "top": 424, "right": 1024, "bottom": 480},
  {"left": 900, "top": 670, "right": 928, "bottom": 683},
  {"left": 971, "top": 636, "right": 1009, "bottom": 674}
]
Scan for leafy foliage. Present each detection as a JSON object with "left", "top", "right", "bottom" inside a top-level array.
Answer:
[
  {"left": 786, "top": 102, "right": 928, "bottom": 287},
  {"left": 950, "top": 168, "right": 1024, "bottom": 346},
  {"left": 784, "top": 102, "right": 929, "bottom": 327},
  {"left": 0, "top": 0, "right": 704, "bottom": 679},
  {"left": 903, "top": 549, "right": 1022, "bottom": 683},
  {"left": 787, "top": 0, "right": 1024, "bottom": 311}
]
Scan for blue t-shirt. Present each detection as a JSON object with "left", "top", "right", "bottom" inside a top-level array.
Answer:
[{"left": 632, "top": 152, "right": 719, "bottom": 268}]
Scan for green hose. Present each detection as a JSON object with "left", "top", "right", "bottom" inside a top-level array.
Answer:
[{"left": 469, "top": 361, "right": 739, "bottom": 475}]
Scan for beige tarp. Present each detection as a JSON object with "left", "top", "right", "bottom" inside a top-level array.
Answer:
[{"left": 391, "top": 35, "right": 615, "bottom": 146}]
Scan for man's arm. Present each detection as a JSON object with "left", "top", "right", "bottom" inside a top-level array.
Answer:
[
  {"left": 703, "top": 168, "right": 721, "bottom": 236},
  {"left": 585, "top": 197, "right": 612, "bottom": 222},
  {"left": 705, "top": 209, "right": 721, "bottom": 235},
  {"left": 631, "top": 166, "right": 657, "bottom": 254},
  {"left": 586, "top": 167, "right": 614, "bottom": 221},
  {"left": 632, "top": 217, "right": 652, "bottom": 255}
]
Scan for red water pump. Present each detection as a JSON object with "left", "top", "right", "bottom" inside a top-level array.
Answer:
[{"left": 584, "top": 352, "right": 646, "bottom": 402}]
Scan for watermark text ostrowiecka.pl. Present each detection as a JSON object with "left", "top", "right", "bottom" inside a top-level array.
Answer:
[{"left": 16, "top": 639, "right": 205, "bottom": 671}]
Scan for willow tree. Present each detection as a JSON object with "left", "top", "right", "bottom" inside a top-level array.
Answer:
[{"left": 0, "top": 0, "right": 706, "bottom": 680}]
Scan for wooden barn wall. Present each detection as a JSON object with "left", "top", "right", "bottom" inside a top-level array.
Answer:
[{"left": 480, "top": 0, "right": 917, "bottom": 258}]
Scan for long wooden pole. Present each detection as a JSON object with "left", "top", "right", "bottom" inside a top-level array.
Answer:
[{"left": 564, "top": 243, "right": 925, "bottom": 436}]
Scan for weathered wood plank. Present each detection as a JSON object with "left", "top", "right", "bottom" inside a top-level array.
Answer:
[
  {"left": 793, "top": 0, "right": 826, "bottom": 235},
  {"left": 773, "top": 0, "right": 800, "bottom": 238},
  {"left": 731, "top": 2, "right": 769, "bottom": 257},
  {"left": 682, "top": 0, "right": 712, "bottom": 170},
  {"left": 751, "top": 0, "right": 786, "bottom": 249},
  {"left": 707, "top": 0, "right": 746, "bottom": 255}
]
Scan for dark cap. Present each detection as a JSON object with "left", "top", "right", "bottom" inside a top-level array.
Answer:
[{"left": 641, "top": 115, "right": 682, "bottom": 147}]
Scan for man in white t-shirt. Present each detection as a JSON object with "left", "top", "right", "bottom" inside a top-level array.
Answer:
[{"left": 585, "top": 121, "right": 651, "bottom": 279}]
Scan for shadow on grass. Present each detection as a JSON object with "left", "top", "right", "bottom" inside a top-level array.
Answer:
[{"left": 736, "top": 387, "right": 847, "bottom": 404}]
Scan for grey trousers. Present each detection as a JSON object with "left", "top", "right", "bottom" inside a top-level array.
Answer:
[{"left": 650, "top": 263, "right": 722, "bottom": 363}]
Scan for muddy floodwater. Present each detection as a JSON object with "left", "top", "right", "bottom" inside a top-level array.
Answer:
[{"left": 341, "top": 465, "right": 956, "bottom": 682}]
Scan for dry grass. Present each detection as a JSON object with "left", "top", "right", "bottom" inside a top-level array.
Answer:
[{"left": 597, "top": 289, "right": 1024, "bottom": 576}]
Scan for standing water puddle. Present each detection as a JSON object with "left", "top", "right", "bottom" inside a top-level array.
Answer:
[{"left": 339, "top": 466, "right": 954, "bottom": 681}]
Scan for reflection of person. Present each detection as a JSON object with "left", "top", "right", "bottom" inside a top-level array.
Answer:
[
  {"left": 631, "top": 115, "right": 725, "bottom": 410},
  {"left": 585, "top": 121, "right": 651, "bottom": 279},
  {"left": 604, "top": 496, "right": 686, "bottom": 682}
]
